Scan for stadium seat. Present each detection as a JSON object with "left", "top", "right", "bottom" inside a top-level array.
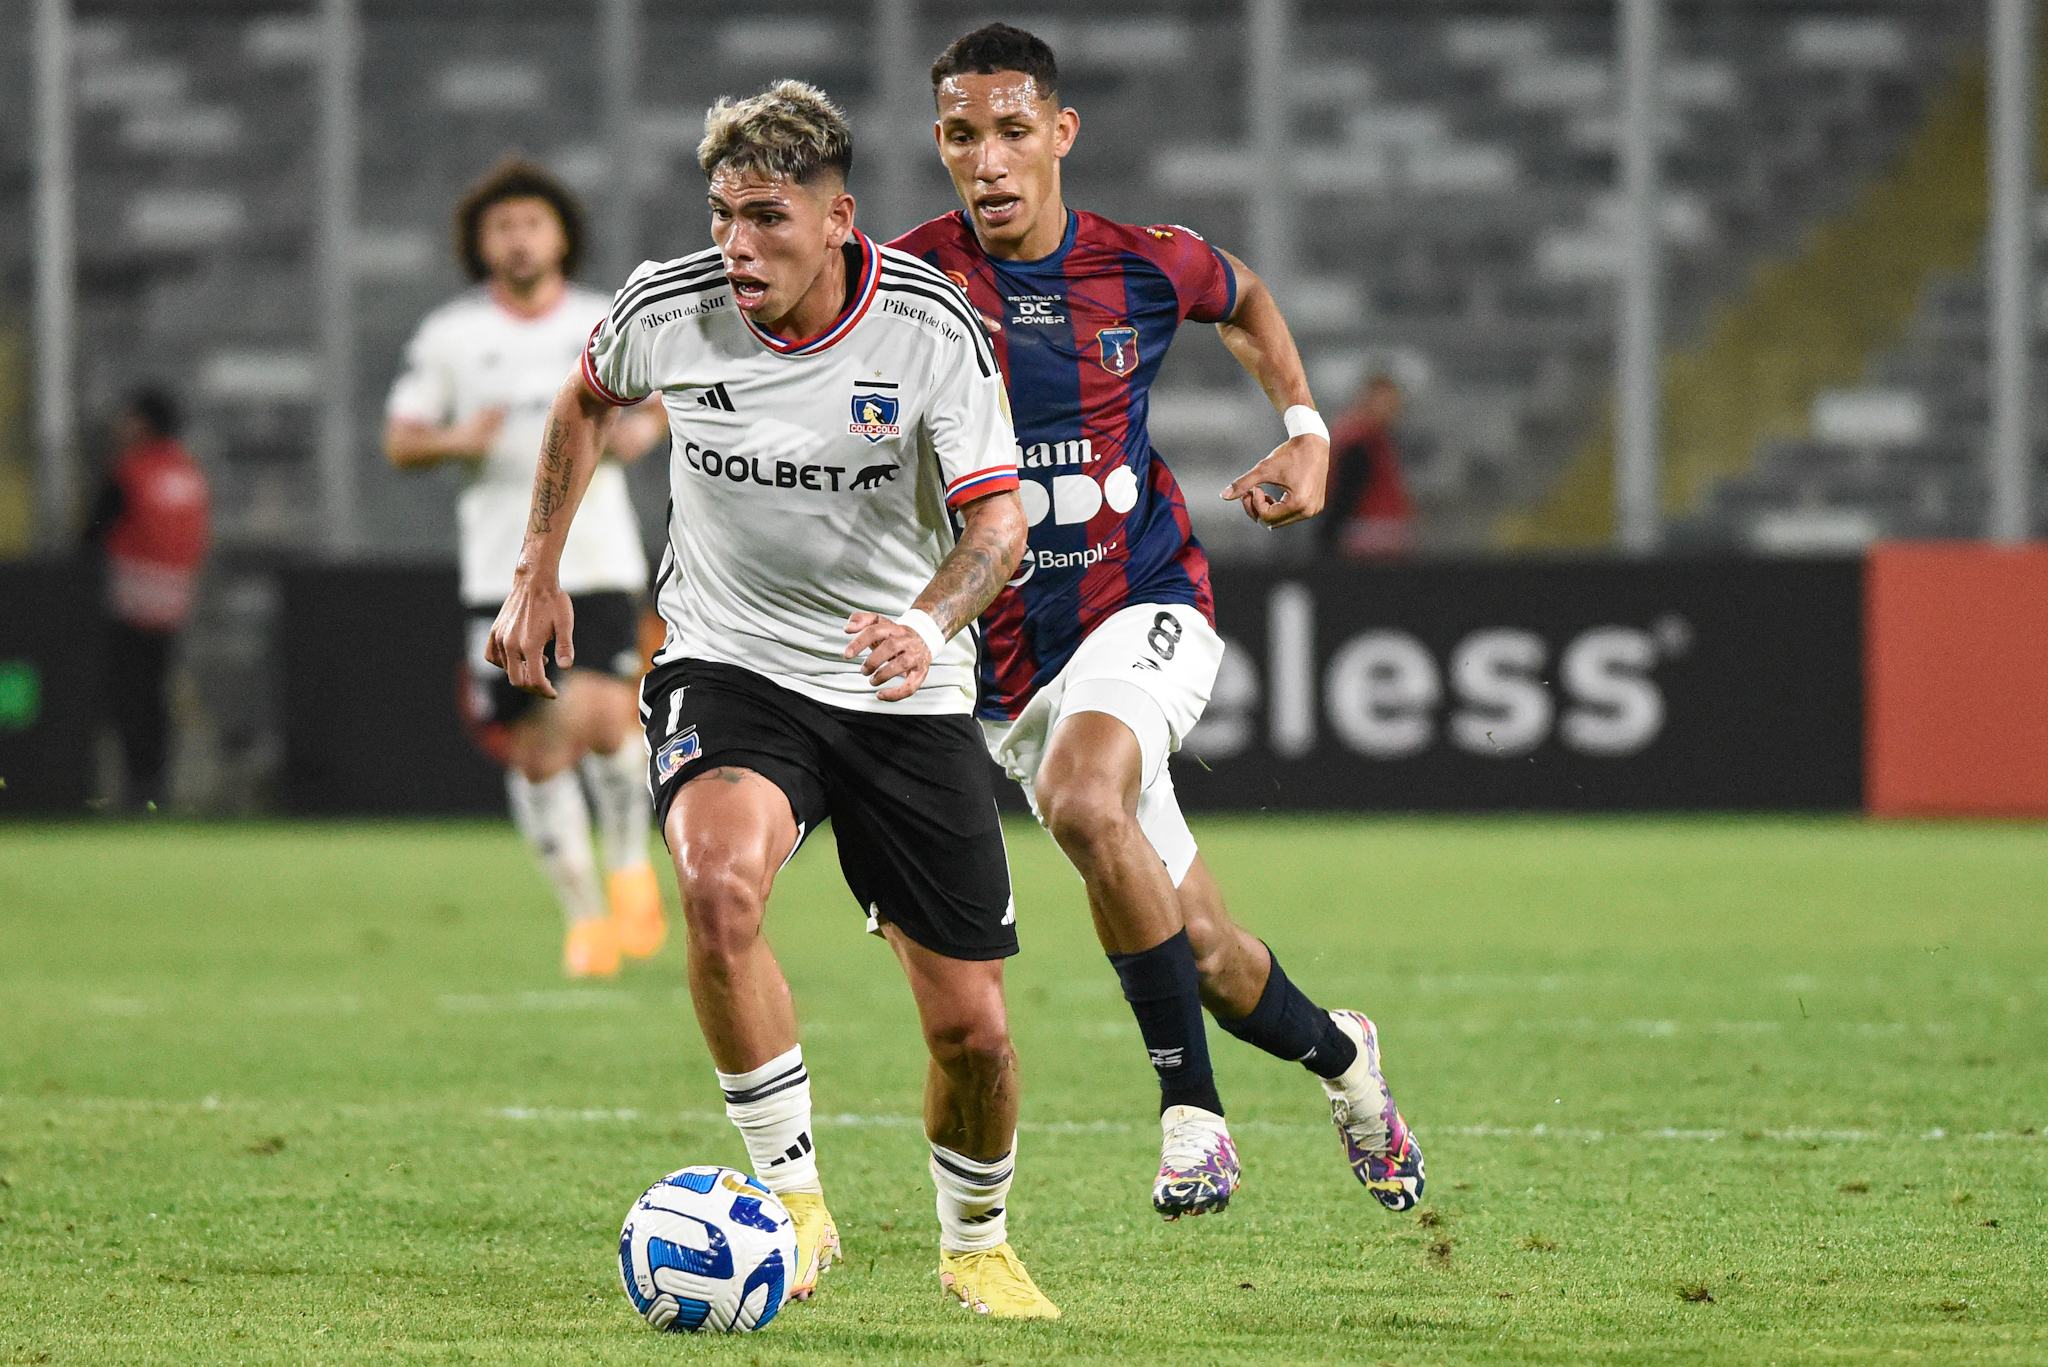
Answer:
[{"left": 12, "top": 0, "right": 1983, "bottom": 571}]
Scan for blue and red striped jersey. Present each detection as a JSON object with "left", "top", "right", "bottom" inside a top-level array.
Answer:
[{"left": 889, "top": 209, "right": 1236, "bottom": 720}]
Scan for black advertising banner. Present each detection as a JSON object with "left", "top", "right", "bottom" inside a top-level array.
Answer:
[
  {"left": 1170, "top": 559, "right": 1863, "bottom": 811},
  {"left": 278, "top": 566, "right": 502, "bottom": 815},
  {"left": 267, "top": 559, "right": 1861, "bottom": 816},
  {"left": 0, "top": 564, "right": 103, "bottom": 815}
]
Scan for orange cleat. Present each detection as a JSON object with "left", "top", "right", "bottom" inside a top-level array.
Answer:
[
  {"left": 563, "top": 917, "right": 622, "bottom": 979},
  {"left": 608, "top": 863, "right": 668, "bottom": 959}
]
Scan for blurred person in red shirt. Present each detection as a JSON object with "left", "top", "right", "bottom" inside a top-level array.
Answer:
[
  {"left": 1320, "top": 374, "right": 1414, "bottom": 559},
  {"left": 82, "top": 388, "right": 209, "bottom": 810}
]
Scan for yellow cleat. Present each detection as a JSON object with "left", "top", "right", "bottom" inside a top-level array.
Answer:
[
  {"left": 607, "top": 863, "right": 667, "bottom": 959},
  {"left": 562, "top": 917, "right": 620, "bottom": 979},
  {"left": 780, "top": 1191, "right": 840, "bottom": 1301},
  {"left": 938, "top": 1243, "right": 1060, "bottom": 1320}
]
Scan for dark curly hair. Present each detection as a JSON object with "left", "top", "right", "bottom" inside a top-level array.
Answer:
[{"left": 452, "top": 156, "right": 584, "bottom": 282}]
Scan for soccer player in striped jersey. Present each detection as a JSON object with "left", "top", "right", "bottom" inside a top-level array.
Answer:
[
  {"left": 892, "top": 24, "right": 1424, "bottom": 1220},
  {"left": 489, "top": 82, "right": 1058, "bottom": 1318},
  {"left": 385, "top": 159, "right": 669, "bottom": 978}
]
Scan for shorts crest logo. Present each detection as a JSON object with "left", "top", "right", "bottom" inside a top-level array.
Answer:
[
  {"left": 1096, "top": 327, "right": 1139, "bottom": 377},
  {"left": 849, "top": 388, "right": 901, "bottom": 442},
  {"left": 655, "top": 726, "right": 701, "bottom": 784}
]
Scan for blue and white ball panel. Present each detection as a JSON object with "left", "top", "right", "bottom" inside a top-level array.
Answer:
[{"left": 618, "top": 1165, "right": 797, "bottom": 1333}]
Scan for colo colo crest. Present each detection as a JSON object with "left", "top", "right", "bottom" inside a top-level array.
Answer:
[{"left": 849, "top": 382, "right": 902, "bottom": 442}]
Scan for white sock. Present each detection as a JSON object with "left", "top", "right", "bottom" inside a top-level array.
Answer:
[
  {"left": 717, "top": 1044, "right": 820, "bottom": 1196},
  {"left": 930, "top": 1139, "right": 1014, "bottom": 1254},
  {"left": 505, "top": 769, "right": 605, "bottom": 925},
  {"left": 580, "top": 737, "right": 653, "bottom": 875}
]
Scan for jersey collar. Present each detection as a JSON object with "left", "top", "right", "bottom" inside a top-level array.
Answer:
[
  {"left": 739, "top": 231, "right": 880, "bottom": 356},
  {"left": 955, "top": 208, "right": 1078, "bottom": 270}
]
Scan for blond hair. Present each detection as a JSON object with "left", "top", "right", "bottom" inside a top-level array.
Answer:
[{"left": 698, "top": 80, "right": 853, "bottom": 186}]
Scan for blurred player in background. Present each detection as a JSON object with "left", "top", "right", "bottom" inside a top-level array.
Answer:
[
  {"left": 1322, "top": 373, "right": 1415, "bottom": 560},
  {"left": 490, "top": 84, "right": 1057, "bottom": 1318},
  {"left": 894, "top": 24, "right": 1424, "bottom": 1220},
  {"left": 385, "top": 159, "right": 669, "bottom": 978},
  {"left": 82, "top": 387, "right": 210, "bottom": 813}
]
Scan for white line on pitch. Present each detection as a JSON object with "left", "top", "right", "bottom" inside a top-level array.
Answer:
[
  {"left": 478, "top": 1107, "right": 2040, "bottom": 1144},
  {"left": 9, "top": 1096, "right": 2036, "bottom": 1145},
  {"left": 438, "top": 991, "right": 639, "bottom": 1013}
]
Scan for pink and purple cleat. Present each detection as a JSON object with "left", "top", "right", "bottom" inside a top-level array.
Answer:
[
  {"left": 1153, "top": 1104, "right": 1241, "bottom": 1220},
  {"left": 1324, "top": 1010, "right": 1426, "bottom": 1211}
]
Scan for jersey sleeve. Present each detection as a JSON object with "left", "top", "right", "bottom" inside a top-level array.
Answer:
[
  {"left": 581, "top": 261, "right": 665, "bottom": 406},
  {"left": 1147, "top": 224, "right": 1238, "bottom": 325},
  {"left": 921, "top": 296, "right": 1020, "bottom": 510},
  {"left": 385, "top": 317, "right": 454, "bottom": 424}
]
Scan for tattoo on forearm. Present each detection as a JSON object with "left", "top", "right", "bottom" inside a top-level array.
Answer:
[
  {"left": 919, "top": 520, "right": 1009, "bottom": 638},
  {"left": 529, "top": 415, "right": 571, "bottom": 537}
]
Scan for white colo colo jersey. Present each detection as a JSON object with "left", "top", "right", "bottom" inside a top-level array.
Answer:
[
  {"left": 582, "top": 232, "right": 1018, "bottom": 716},
  {"left": 387, "top": 285, "right": 649, "bottom": 607}
]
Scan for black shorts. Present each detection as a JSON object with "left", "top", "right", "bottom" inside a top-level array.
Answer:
[
  {"left": 463, "top": 590, "right": 644, "bottom": 729},
  {"left": 642, "top": 658, "right": 1017, "bottom": 962}
]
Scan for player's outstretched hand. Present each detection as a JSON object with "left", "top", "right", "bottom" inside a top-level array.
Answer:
[
  {"left": 844, "top": 611, "right": 930, "bottom": 702},
  {"left": 487, "top": 572, "right": 574, "bottom": 699},
  {"left": 1222, "top": 432, "right": 1330, "bottom": 528}
]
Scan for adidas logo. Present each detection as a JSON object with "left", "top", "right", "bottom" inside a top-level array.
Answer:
[
  {"left": 693, "top": 382, "right": 737, "bottom": 412},
  {"left": 766, "top": 1131, "right": 814, "bottom": 1167}
]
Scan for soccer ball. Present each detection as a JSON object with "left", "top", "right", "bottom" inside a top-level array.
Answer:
[{"left": 618, "top": 1165, "right": 797, "bottom": 1333}]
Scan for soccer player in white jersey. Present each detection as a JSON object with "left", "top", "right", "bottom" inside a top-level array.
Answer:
[
  {"left": 385, "top": 160, "right": 670, "bottom": 979},
  {"left": 895, "top": 25, "right": 1424, "bottom": 1219},
  {"left": 489, "top": 84, "right": 1058, "bottom": 1319}
]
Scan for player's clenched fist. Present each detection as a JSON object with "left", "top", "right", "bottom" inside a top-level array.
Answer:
[
  {"left": 488, "top": 571, "right": 576, "bottom": 698},
  {"left": 843, "top": 611, "right": 932, "bottom": 702}
]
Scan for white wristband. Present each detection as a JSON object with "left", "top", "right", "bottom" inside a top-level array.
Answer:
[
  {"left": 1283, "top": 405, "right": 1328, "bottom": 441},
  {"left": 896, "top": 608, "right": 947, "bottom": 659}
]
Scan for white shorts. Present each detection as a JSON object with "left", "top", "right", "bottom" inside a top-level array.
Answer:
[{"left": 980, "top": 602, "right": 1223, "bottom": 887}]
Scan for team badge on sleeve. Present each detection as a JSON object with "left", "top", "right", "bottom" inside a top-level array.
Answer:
[
  {"left": 1096, "top": 327, "right": 1140, "bottom": 378},
  {"left": 655, "top": 727, "right": 702, "bottom": 784},
  {"left": 849, "top": 388, "right": 902, "bottom": 442}
]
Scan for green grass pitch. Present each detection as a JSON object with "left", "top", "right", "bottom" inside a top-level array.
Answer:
[{"left": 1, "top": 816, "right": 2044, "bottom": 1365}]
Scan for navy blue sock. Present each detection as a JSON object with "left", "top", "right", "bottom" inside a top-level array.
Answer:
[
  {"left": 1108, "top": 929, "right": 1223, "bottom": 1116},
  {"left": 1215, "top": 946, "right": 1358, "bottom": 1080}
]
